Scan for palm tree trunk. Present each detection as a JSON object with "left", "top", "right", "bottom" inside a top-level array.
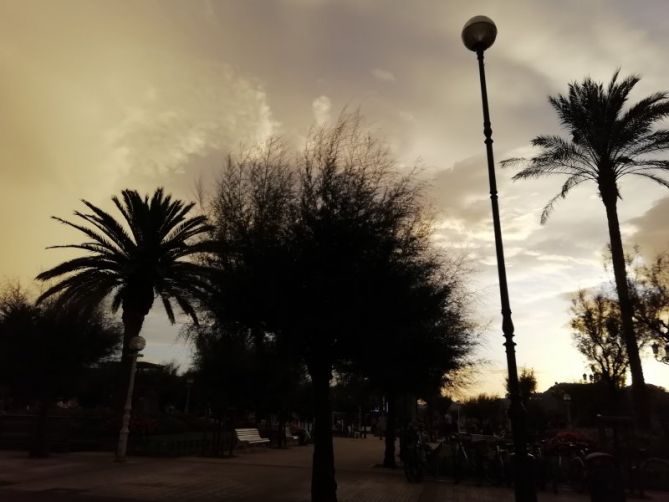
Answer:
[
  {"left": 117, "top": 309, "right": 145, "bottom": 411},
  {"left": 309, "top": 361, "right": 337, "bottom": 502},
  {"left": 602, "top": 193, "right": 649, "bottom": 426}
]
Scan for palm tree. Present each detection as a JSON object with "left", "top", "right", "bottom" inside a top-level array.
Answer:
[
  {"left": 36, "top": 188, "right": 213, "bottom": 363},
  {"left": 503, "top": 71, "right": 669, "bottom": 425}
]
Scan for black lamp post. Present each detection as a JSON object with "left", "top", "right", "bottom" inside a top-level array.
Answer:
[{"left": 462, "top": 15, "right": 537, "bottom": 502}]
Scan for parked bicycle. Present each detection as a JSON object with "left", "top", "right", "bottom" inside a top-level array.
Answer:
[{"left": 544, "top": 438, "right": 590, "bottom": 493}]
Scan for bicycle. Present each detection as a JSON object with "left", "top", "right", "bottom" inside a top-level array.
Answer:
[
  {"left": 545, "top": 441, "right": 589, "bottom": 493},
  {"left": 402, "top": 427, "right": 441, "bottom": 482},
  {"left": 638, "top": 456, "right": 669, "bottom": 495}
]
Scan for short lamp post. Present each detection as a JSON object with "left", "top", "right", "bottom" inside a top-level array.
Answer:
[
  {"left": 184, "top": 377, "right": 194, "bottom": 414},
  {"left": 115, "top": 335, "right": 146, "bottom": 462},
  {"left": 563, "top": 393, "right": 572, "bottom": 429},
  {"left": 462, "top": 16, "right": 537, "bottom": 502}
]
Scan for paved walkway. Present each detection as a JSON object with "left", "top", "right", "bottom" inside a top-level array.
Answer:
[{"left": 0, "top": 437, "right": 661, "bottom": 501}]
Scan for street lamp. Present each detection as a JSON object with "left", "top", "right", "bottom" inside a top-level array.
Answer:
[
  {"left": 184, "top": 377, "right": 194, "bottom": 414},
  {"left": 115, "top": 335, "right": 146, "bottom": 462},
  {"left": 462, "top": 16, "right": 537, "bottom": 502},
  {"left": 563, "top": 393, "right": 572, "bottom": 429}
]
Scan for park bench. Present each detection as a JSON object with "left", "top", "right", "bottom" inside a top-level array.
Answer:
[{"left": 234, "top": 428, "right": 270, "bottom": 447}]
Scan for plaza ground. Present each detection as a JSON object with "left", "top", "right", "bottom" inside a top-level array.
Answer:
[{"left": 0, "top": 437, "right": 663, "bottom": 501}]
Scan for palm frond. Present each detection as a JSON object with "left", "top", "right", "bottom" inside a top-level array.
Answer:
[
  {"left": 79, "top": 200, "right": 136, "bottom": 251},
  {"left": 51, "top": 216, "right": 123, "bottom": 255},
  {"left": 540, "top": 174, "right": 589, "bottom": 224},
  {"left": 160, "top": 293, "right": 176, "bottom": 324},
  {"left": 47, "top": 243, "right": 127, "bottom": 262},
  {"left": 619, "top": 130, "right": 669, "bottom": 158},
  {"left": 163, "top": 216, "right": 213, "bottom": 249},
  {"left": 36, "top": 256, "right": 120, "bottom": 281},
  {"left": 36, "top": 269, "right": 119, "bottom": 305},
  {"left": 110, "top": 287, "right": 125, "bottom": 313},
  {"left": 631, "top": 172, "right": 669, "bottom": 190},
  {"left": 172, "top": 294, "right": 199, "bottom": 324}
]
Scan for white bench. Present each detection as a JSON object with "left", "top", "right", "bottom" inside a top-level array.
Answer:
[{"left": 234, "top": 428, "right": 270, "bottom": 447}]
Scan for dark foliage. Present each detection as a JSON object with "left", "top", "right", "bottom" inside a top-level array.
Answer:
[
  {"left": 0, "top": 284, "right": 120, "bottom": 455},
  {"left": 629, "top": 251, "right": 669, "bottom": 363},
  {"left": 571, "top": 290, "right": 635, "bottom": 395},
  {"left": 505, "top": 367, "right": 538, "bottom": 405}
]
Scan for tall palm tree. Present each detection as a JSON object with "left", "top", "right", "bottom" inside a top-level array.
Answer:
[
  {"left": 503, "top": 71, "right": 669, "bottom": 425},
  {"left": 36, "top": 188, "right": 214, "bottom": 362}
]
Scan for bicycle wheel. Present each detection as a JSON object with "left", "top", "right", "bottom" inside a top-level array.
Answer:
[
  {"left": 640, "top": 457, "right": 669, "bottom": 492},
  {"left": 566, "top": 456, "right": 586, "bottom": 493}
]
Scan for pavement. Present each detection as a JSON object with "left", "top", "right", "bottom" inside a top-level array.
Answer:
[{"left": 0, "top": 437, "right": 663, "bottom": 501}]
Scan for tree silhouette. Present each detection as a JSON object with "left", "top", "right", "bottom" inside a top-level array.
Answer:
[
  {"left": 506, "top": 367, "right": 537, "bottom": 405},
  {"left": 191, "top": 321, "right": 308, "bottom": 449},
  {"left": 0, "top": 284, "right": 119, "bottom": 456},
  {"left": 204, "top": 114, "right": 470, "bottom": 502},
  {"left": 35, "top": 188, "right": 213, "bottom": 363},
  {"left": 629, "top": 252, "right": 669, "bottom": 363},
  {"left": 503, "top": 72, "right": 669, "bottom": 425},
  {"left": 350, "top": 254, "right": 474, "bottom": 468},
  {"left": 288, "top": 116, "right": 446, "bottom": 501},
  {"left": 570, "top": 290, "right": 633, "bottom": 397}
]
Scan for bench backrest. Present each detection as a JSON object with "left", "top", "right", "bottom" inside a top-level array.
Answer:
[{"left": 235, "top": 428, "right": 266, "bottom": 441}]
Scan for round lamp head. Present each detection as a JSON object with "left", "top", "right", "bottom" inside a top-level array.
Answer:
[
  {"left": 129, "top": 335, "right": 146, "bottom": 352},
  {"left": 462, "top": 15, "right": 497, "bottom": 52}
]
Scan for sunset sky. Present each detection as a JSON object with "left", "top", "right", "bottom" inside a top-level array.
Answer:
[{"left": 1, "top": 0, "right": 668, "bottom": 396}]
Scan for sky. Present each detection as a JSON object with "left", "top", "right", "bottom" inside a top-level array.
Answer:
[{"left": 1, "top": 0, "right": 669, "bottom": 396}]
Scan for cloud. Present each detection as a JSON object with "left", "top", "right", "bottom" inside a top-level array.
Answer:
[
  {"left": 371, "top": 68, "right": 396, "bottom": 82},
  {"left": 105, "top": 60, "right": 276, "bottom": 180},
  {"left": 4, "top": 0, "right": 669, "bottom": 394},
  {"left": 312, "top": 95, "right": 332, "bottom": 126},
  {"left": 630, "top": 196, "right": 669, "bottom": 257},
  {"left": 0, "top": 1, "right": 277, "bottom": 288}
]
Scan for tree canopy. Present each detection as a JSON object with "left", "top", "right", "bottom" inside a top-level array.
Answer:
[{"left": 201, "top": 113, "right": 474, "bottom": 502}]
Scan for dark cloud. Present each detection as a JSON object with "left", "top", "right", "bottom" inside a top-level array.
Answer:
[{"left": 630, "top": 196, "right": 669, "bottom": 258}]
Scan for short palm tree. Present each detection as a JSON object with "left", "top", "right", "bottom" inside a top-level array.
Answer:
[
  {"left": 503, "top": 71, "right": 669, "bottom": 425},
  {"left": 36, "top": 188, "right": 214, "bottom": 362}
]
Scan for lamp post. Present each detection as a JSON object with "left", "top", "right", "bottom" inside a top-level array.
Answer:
[
  {"left": 563, "top": 392, "right": 573, "bottom": 429},
  {"left": 462, "top": 16, "right": 537, "bottom": 502},
  {"left": 184, "top": 377, "right": 194, "bottom": 414},
  {"left": 115, "top": 335, "right": 146, "bottom": 462}
]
